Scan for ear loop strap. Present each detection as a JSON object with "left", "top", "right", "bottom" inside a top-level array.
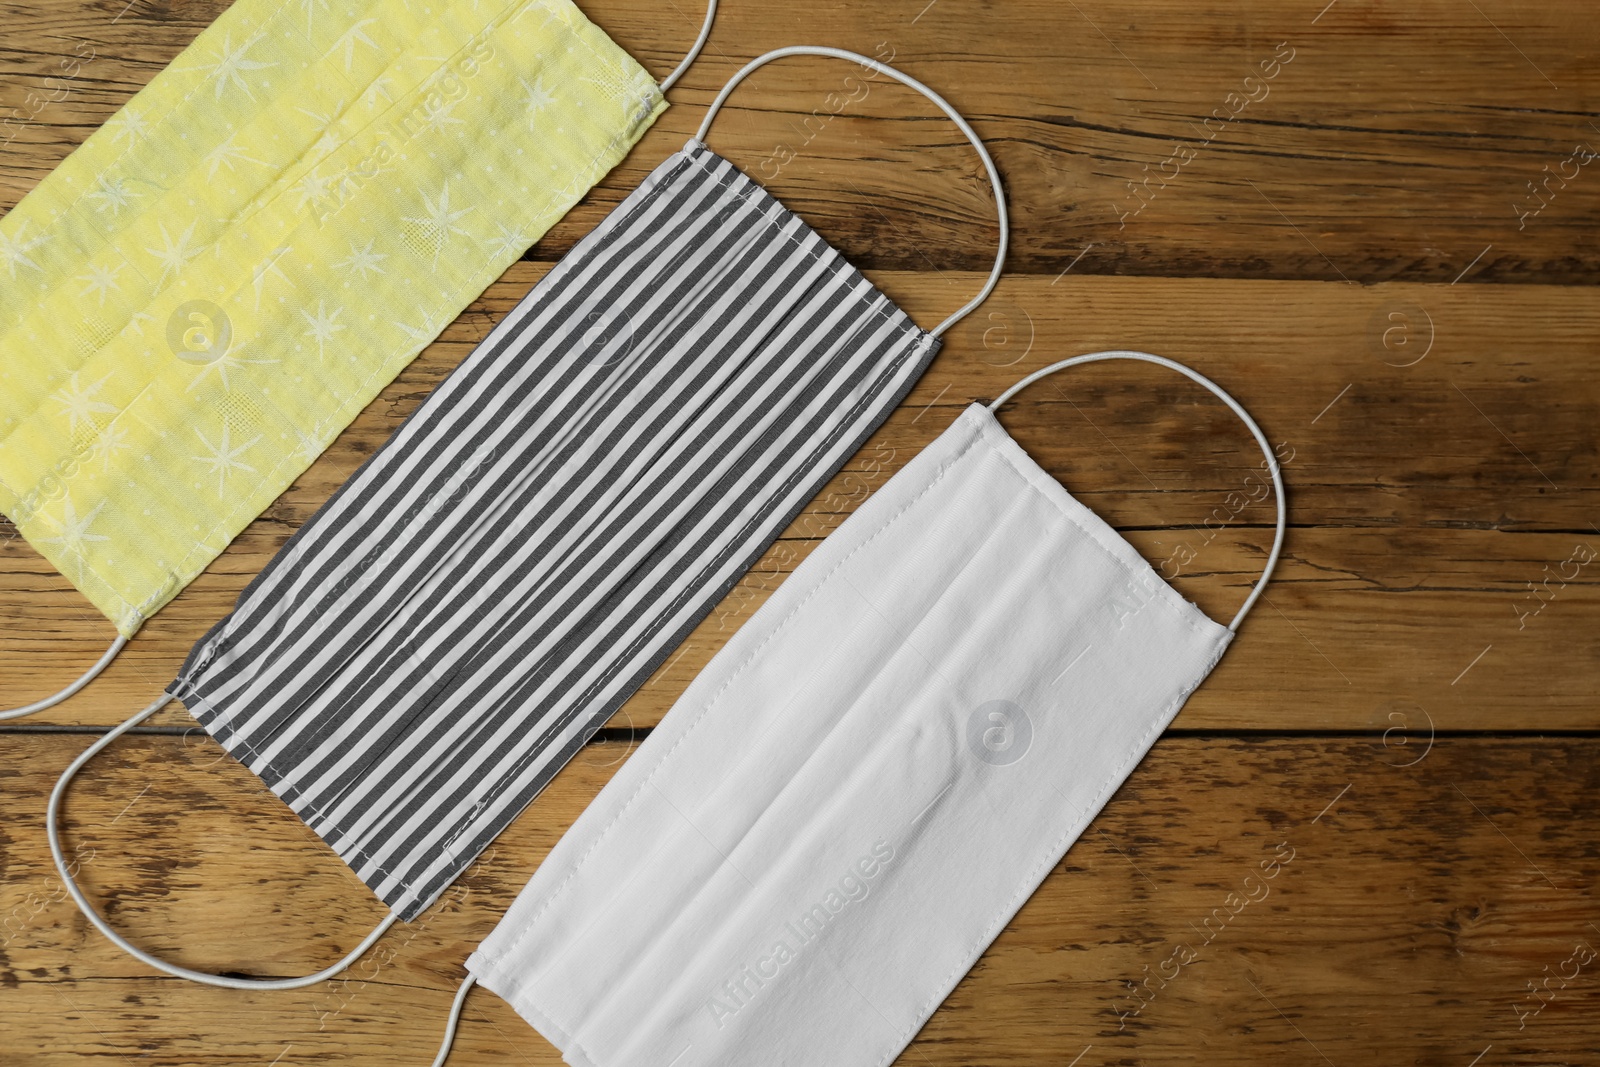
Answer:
[
  {"left": 989, "top": 350, "right": 1286, "bottom": 632},
  {"left": 658, "top": 0, "right": 718, "bottom": 93},
  {"left": 428, "top": 49, "right": 1005, "bottom": 1065},
  {"left": 424, "top": 358, "right": 1275, "bottom": 1067},
  {"left": 0, "top": 633, "right": 128, "bottom": 720},
  {"left": 694, "top": 45, "right": 1008, "bottom": 339},
  {"left": 48, "top": 692, "right": 399, "bottom": 989},
  {"left": 431, "top": 974, "right": 477, "bottom": 1067}
]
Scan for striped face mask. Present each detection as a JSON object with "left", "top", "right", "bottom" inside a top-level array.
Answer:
[
  {"left": 1, "top": 0, "right": 718, "bottom": 721},
  {"left": 450, "top": 353, "right": 1286, "bottom": 1067},
  {"left": 49, "top": 46, "right": 1008, "bottom": 990}
]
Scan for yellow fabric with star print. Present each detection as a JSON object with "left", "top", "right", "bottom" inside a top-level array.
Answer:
[{"left": 0, "top": 0, "right": 667, "bottom": 638}]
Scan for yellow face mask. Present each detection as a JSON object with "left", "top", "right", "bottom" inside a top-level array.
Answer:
[{"left": 0, "top": 0, "right": 710, "bottom": 703}]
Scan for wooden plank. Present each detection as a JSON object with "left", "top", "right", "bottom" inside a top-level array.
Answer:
[
  {"left": 3, "top": 1, "right": 1597, "bottom": 1065},
  {"left": 3, "top": 733, "right": 1596, "bottom": 1064},
  {"left": 3, "top": 2, "right": 1600, "bottom": 282},
  {"left": 3, "top": 272, "right": 1595, "bottom": 729}
]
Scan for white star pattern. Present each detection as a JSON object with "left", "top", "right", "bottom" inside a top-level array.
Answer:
[
  {"left": 295, "top": 101, "right": 347, "bottom": 161},
  {"left": 0, "top": 221, "right": 48, "bottom": 277},
  {"left": 53, "top": 372, "right": 118, "bottom": 432},
  {"left": 192, "top": 425, "right": 262, "bottom": 494},
  {"left": 39, "top": 498, "right": 109, "bottom": 582},
  {"left": 421, "top": 99, "right": 465, "bottom": 137},
  {"left": 364, "top": 75, "right": 395, "bottom": 106},
  {"left": 199, "top": 32, "right": 275, "bottom": 101},
  {"left": 295, "top": 102, "right": 341, "bottom": 128},
  {"left": 486, "top": 219, "right": 532, "bottom": 262},
  {"left": 403, "top": 184, "right": 474, "bottom": 267},
  {"left": 521, "top": 75, "right": 556, "bottom": 113},
  {"left": 310, "top": 128, "right": 344, "bottom": 162},
  {"left": 300, "top": 300, "right": 346, "bottom": 357},
  {"left": 77, "top": 261, "right": 125, "bottom": 304},
  {"left": 106, "top": 105, "right": 149, "bottom": 147},
  {"left": 185, "top": 347, "right": 280, "bottom": 392},
  {"left": 92, "top": 422, "right": 132, "bottom": 473},
  {"left": 289, "top": 424, "right": 328, "bottom": 466},
  {"left": 85, "top": 173, "right": 140, "bottom": 216},
  {"left": 333, "top": 238, "right": 387, "bottom": 279},
  {"left": 295, "top": 168, "right": 337, "bottom": 213},
  {"left": 336, "top": 19, "right": 379, "bottom": 72},
  {"left": 300, "top": 0, "right": 328, "bottom": 34},
  {"left": 398, "top": 315, "right": 438, "bottom": 346},
  {"left": 203, "top": 136, "right": 266, "bottom": 180},
  {"left": 144, "top": 221, "right": 202, "bottom": 286}
]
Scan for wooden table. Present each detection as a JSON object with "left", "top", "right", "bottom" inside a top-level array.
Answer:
[{"left": 4, "top": 1, "right": 1598, "bottom": 1064}]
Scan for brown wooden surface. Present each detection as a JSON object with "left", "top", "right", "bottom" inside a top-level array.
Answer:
[
  {"left": 6, "top": 735, "right": 1600, "bottom": 1065},
  {"left": 3, "top": 0, "right": 1599, "bottom": 1064}
]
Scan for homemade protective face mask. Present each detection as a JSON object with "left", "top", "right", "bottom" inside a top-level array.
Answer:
[
  {"left": 452, "top": 351, "right": 1286, "bottom": 1067},
  {"left": 48, "top": 46, "right": 1008, "bottom": 990},
  {"left": 1, "top": 0, "right": 720, "bottom": 719}
]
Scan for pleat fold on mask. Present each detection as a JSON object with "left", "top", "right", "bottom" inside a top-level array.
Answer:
[
  {"left": 468, "top": 404, "right": 1235, "bottom": 1067},
  {"left": 191, "top": 159, "right": 889, "bottom": 763},
  {"left": 172, "top": 141, "right": 941, "bottom": 919},
  {"left": 178, "top": 153, "right": 798, "bottom": 711},
  {"left": 292, "top": 246, "right": 901, "bottom": 843},
  {"left": 0, "top": 0, "right": 665, "bottom": 635}
]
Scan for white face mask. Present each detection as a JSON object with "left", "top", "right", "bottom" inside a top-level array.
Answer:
[{"left": 454, "top": 351, "right": 1285, "bottom": 1067}]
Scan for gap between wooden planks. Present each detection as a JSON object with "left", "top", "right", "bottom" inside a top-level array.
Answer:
[
  {"left": 2, "top": 733, "right": 1595, "bottom": 1065},
  {"left": 2, "top": 1, "right": 1597, "bottom": 1064},
  {"left": 3, "top": 271, "right": 1595, "bottom": 729},
  {"left": 4, "top": 1, "right": 1598, "bottom": 283}
]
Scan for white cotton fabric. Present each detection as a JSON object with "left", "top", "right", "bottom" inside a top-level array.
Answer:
[{"left": 468, "top": 402, "right": 1234, "bottom": 1067}]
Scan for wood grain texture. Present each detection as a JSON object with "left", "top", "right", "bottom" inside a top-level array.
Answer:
[
  {"left": 4, "top": 2, "right": 1600, "bottom": 282},
  {"left": 4, "top": 734, "right": 1598, "bottom": 1065},
  {"left": 3, "top": 272, "right": 1596, "bottom": 729},
  {"left": 2, "top": 0, "right": 1597, "bottom": 1063}
]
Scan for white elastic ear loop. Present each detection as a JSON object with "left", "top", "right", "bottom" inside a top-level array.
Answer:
[
  {"left": 430, "top": 974, "right": 477, "bottom": 1067},
  {"left": 48, "top": 692, "right": 399, "bottom": 989},
  {"left": 694, "top": 45, "right": 1008, "bottom": 339},
  {"left": 0, "top": 634, "right": 128, "bottom": 720},
  {"left": 658, "top": 0, "right": 718, "bottom": 93},
  {"left": 989, "top": 350, "right": 1286, "bottom": 632}
]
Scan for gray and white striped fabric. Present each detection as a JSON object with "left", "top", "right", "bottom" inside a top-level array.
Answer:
[{"left": 170, "top": 139, "right": 941, "bottom": 921}]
